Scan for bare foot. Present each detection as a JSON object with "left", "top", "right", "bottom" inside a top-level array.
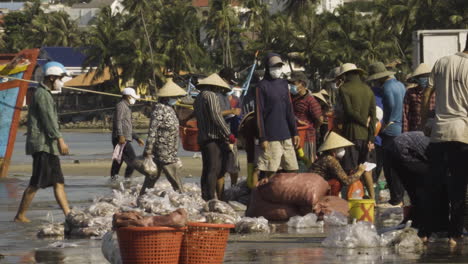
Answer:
[
  {"left": 449, "top": 238, "right": 458, "bottom": 247},
  {"left": 14, "top": 215, "right": 31, "bottom": 223}
]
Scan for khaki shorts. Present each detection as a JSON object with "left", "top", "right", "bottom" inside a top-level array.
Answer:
[{"left": 257, "top": 139, "right": 299, "bottom": 172}]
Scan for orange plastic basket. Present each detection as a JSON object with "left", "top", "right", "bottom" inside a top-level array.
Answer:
[
  {"left": 116, "top": 226, "right": 187, "bottom": 264},
  {"left": 179, "top": 222, "right": 234, "bottom": 264}
]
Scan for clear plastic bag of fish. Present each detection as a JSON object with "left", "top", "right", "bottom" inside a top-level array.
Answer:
[
  {"left": 132, "top": 155, "right": 158, "bottom": 178},
  {"left": 322, "top": 220, "right": 381, "bottom": 248},
  {"left": 323, "top": 211, "right": 348, "bottom": 226},
  {"left": 203, "top": 212, "right": 239, "bottom": 224},
  {"left": 87, "top": 202, "right": 118, "bottom": 217},
  {"left": 287, "top": 213, "right": 324, "bottom": 229},
  {"left": 235, "top": 217, "right": 270, "bottom": 233},
  {"left": 203, "top": 199, "right": 239, "bottom": 218},
  {"left": 37, "top": 223, "right": 64, "bottom": 237}
]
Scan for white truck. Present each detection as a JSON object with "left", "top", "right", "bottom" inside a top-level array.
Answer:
[{"left": 412, "top": 29, "right": 468, "bottom": 69}]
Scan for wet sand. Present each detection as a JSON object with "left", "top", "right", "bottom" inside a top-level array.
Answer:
[{"left": 3, "top": 132, "right": 468, "bottom": 263}]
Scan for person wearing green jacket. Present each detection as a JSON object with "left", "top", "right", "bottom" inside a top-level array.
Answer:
[
  {"left": 336, "top": 63, "right": 376, "bottom": 199},
  {"left": 14, "top": 61, "right": 71, "bottom": 223}
]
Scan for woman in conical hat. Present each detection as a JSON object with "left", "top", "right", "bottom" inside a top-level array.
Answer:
[
  {"left": 139, "top": 78, "right": 187, "bottom": 196},
  {"left": 309, "top": 132, "right": 367, "bottom": 196}
]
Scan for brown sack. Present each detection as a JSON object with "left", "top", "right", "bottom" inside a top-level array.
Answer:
[
  {"left": 257, "top": 173, "right": 329, "bottom": 208},
  {"left": 113, "top": 209, "right": 188, "bottom": 229},
  {"left": 313, "top": 196, "right": 349, "bottom": 217},
  {"left": 246, "top": 188, "right": 299, "bottom": 221}
]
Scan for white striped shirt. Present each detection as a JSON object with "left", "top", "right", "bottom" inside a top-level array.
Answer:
[{"left": 194, "top": 90, "right": 231, "bottom": 144}]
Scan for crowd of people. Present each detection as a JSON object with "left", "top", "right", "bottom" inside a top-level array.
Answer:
[{"left": 14, "top": 36, "right": 468, "bottom": 247}]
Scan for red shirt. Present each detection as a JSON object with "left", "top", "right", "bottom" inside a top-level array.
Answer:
[
  {"left": 403, "top": 86, "right": 436, "bottom": 132},
  {"left": 292, "top": 91, "right": 322, "bottom": 142}
]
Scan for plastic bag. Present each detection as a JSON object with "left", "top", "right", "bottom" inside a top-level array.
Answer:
[
  {"left": 347, "top": 180, "right": 364, "bottom": 199},
  {"left": 323, "top": 211, "right": 348, "bottom": 226},
  {"left": 235, "top": 217, "right": 270, "bottom": 233},
  {"left": 132, "top": 155, "right": 158, "bottom": 178},
  {"left": 322, "top": 221, "right": 381, "bottom": 248},
  {"left": 102, "top": 231, "right": 122, "bottom": 264},
  {"left": 287, "top": 213, "right": 324, "bottom": 228}
]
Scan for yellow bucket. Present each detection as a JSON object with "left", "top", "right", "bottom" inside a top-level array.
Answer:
[{"left": 348, "top": 199, "right": 375, "bottom": 223}]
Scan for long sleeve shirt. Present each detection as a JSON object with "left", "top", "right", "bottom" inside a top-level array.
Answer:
[
  {"left": 112, "top": 100, "right": 138, "bottom": 141},
  {"left": 255, "top": 78, "right": 297, "bottom": 142},
  {"left": 144, "top": 103, "right": 179, "bottom": 164},
  {"left": 194, "top": 90, "right": 231, "bottom": 144},
  {"left": 339, "top": 75, "right": 376, "bottom": 142},
  {"left": 309, "top": 154, "right": 361, "bottom": 185},
  {"left": 292, "top": 91, "right": 322, "bottom": 142},
  {"left": 381, "top": 78, "right": 405, "bottom": 137},
  {"left": 26, "top": 83, "right": 62, "bottom": 155},
  {"left": 403, "top": 85, "right": 436, "bottom": 132}
]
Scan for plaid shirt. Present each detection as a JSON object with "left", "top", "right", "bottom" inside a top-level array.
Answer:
[
  {"left": 292, "top": 91, "right": 322, "bottom": 142},
  {"left": 403, "top": 86, "right": 436, "bottom": 132}
]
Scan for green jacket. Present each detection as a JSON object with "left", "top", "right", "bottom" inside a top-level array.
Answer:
[
  {"left": 339, "top": 75, "right": 376, "bottom": 142},
  {"left": 26, "top": 83, "right": 62, "bottom": 156}
]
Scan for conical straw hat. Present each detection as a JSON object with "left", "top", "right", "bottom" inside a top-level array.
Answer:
[
  {"left": 311, "top": 92, "right": 328, "bottom": 105},
  {"left": 157, "top": 78, "right": 187, "bottom": 97},
  {"left": 197, "top": 73, "right": 231, "bottom": 91},
  {"left": 318, "top": 131, "right": 354, "bottom": 153},
  {"left": 410, "top": 63, "right": 431, "bottom": 78},
  {"left": 320, "top": 89, "right": 329, "bottom": 96}
]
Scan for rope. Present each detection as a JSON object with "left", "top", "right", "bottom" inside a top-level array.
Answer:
[{"left": 0, "top": 74, "right": 194, "bottom": 109}]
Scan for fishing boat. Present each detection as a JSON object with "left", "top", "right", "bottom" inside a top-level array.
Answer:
[{"left": 0, "top": 49, "right": 40, "bottom": 178}]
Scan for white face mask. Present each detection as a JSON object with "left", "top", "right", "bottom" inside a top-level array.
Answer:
[
  {"left": 129, "top": 97, "right": 136, "bottom": 105},
  {"left": 269, "top": 67, "right": 283, "bottom": 79},
  {"left": 168, "top": 98, "right": 178, "bottom": 106},
  {"left": 331, "top": 83, "right": 338, "bottom": 90},
  {"left": 335, "top": 148, "right": 346, "bottom": 159},
  {"left": 53, "top": 78, "right": 64, "bottom": 92}
]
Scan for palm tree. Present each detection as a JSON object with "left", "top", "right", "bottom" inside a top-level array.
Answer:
[
  {"left": 158, "top": 0, "right": 207, "bottom": 74},
  {"left": 205, "top": 0, "right": 240, "bottom": 68},
  {"left": 82, "top": 7, "right": 129, "bottom": 92},
  {"left": 28, "top": 11, "right": 81, "bottom": 47}
]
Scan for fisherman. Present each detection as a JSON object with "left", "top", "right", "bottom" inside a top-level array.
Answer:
[
  {"left": 14, "top": 61, "right": 71, "bottom": 222},
  {"left": 218, "top": 68, "right": 241, "bottom": 185},
  {"left": 110, "top": 87, "right": 144, "bottom": 181},
  {"left": 336, "top": 63, "right": 376, "bottom": 199},
  {"left": 289, "top": 71, "right": 323, "bottom": 164},
  {"left": 139, "top": 78, "right": 187, "bottom": 196},
  {"left": 402, "top": 63, "right": 435, "bottom": 132},
  {"left": 194, "top": 73, "right": 235, "bottom": 201},
  {"left": 256, "top": 53, "right": 299, "bottom": 178},
  {"left": 419, "top": 36, "right": 468, "bottom": 246},
  {"left": 367, "top": 62, "right": 405, "bottom": 207}
]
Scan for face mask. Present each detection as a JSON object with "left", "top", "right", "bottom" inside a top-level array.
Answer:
[
  {"left": 269, "top": 67, "right": 282, "bottom": 79},
  {"left": 53, "top": 78, "right": 64, "bottom": 92},
  {"left": 330, "top": 83, "right": 338, "bottom": 90},
  {"left": 226, "top": 90, "right": 234, "bottom": 96},
  {"left": 335, "top": 148, "right": 346, "bottom": 159},
  {"left": 129, "top": 97, "right": 136, "bottom": 105},
  {"left": 168, "top": 98, "right": 178, "bottom": 106},
  {"left": 289, "top": 84, "right": 299, "bottom": 95},
  {"left": 417, "top": 77, "right": 429, "bottom": 88}
]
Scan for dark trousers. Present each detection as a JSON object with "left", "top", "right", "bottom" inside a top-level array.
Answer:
[
  {"left": 111, "top": 138, "right": 136, "bottom": 178},
  {"left": 370, "top": 145, "right": 384, "bottom": 183},
  {"left": 390, "top": 157, "right": 432, "bottom": 229},
  {"left": 200, "top": 140, "right": 227, "bottom": 201},
  {"left": 419, "top": 142, "right": 468, "bottom": 238},
  {"left": 381, "top": 135, "right": 405, "bottom": 205}
]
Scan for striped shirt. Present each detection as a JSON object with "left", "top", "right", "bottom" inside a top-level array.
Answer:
[
  {"left": 292, "top": 91, "right": 322, "bottom": 141},
  {"left": 194, "top": 90, "right": 231, "bottom": 144}
]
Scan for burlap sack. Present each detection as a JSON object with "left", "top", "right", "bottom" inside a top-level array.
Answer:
[
  {"left": 257, "top": 173, "right": 329, "bottom": 208},
  {"left": 246, "top": 188, "right": 299, "bottom": 221},
  {"left": 313, "top": 196, "right": 349, "bottom": 217}
]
